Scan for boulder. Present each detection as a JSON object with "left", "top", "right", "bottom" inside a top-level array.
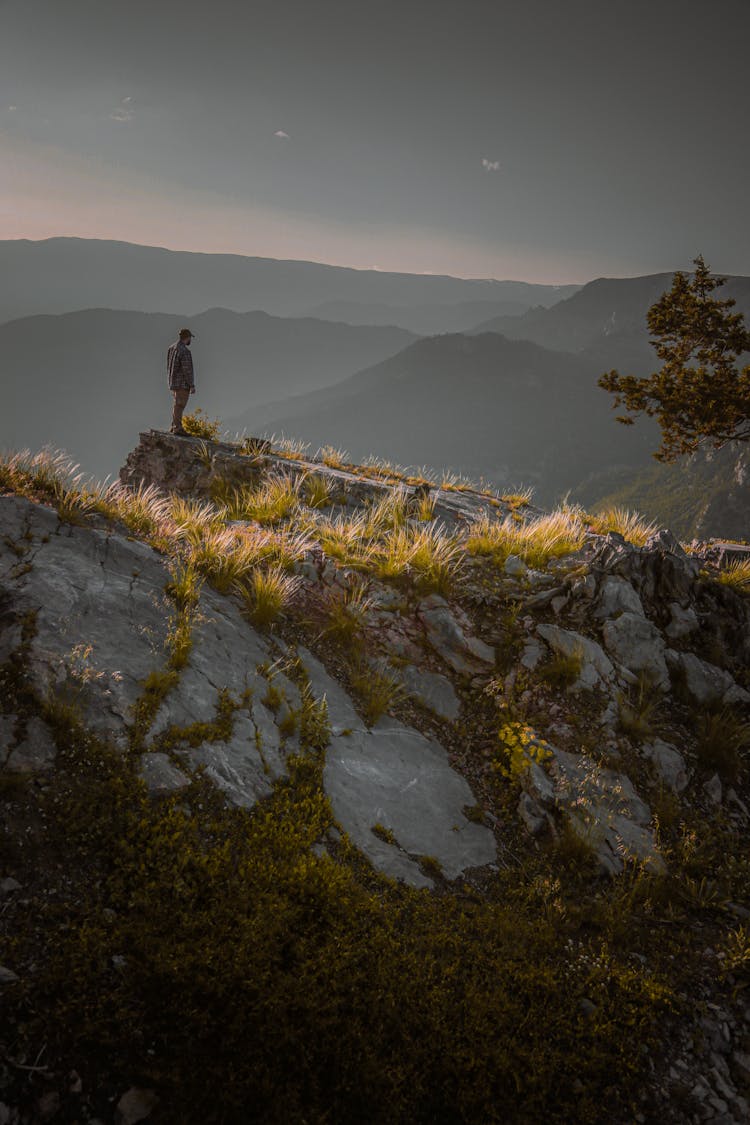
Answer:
[
  {"left": 666, "top": 650, "right": 750, "bottom": 706},
  {"left": 601, "top": 612, "right": 670, "bottom": 690},
  {"left": 547, "top": 746, "right": 663, "bottom": 875},
  {"left": 536, "top": 623, "right": 615, "bottom": 691},
  {"left": 594, "top": 575, "right": 645, "bottom": 620},
  {"left": 589, "top": 530, "right": 699, "bottom": 605},
  {"left": 642, "top": 739, "right": 689, "bottom": 794},
  {"left": 417, "top": 595, "right": 495, "bottom": 674},
  {"left": 665, "top": 602, "right": 699, "bottom": 640}
]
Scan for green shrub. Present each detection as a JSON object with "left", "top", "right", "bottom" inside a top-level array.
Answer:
[{"left": 182, "top": 409, "right": 222, "bottom": 440}]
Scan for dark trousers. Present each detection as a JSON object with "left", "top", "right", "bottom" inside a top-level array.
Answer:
[{"left": 171, "top": 387, "right": 191, "bottom": 432}]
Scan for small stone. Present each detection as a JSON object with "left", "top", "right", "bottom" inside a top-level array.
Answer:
[
  {"left": 504, "top": 554, "right": 527, "bottom": 577},
  {"left": 642, "top": 739, "right": 689, "bottom": 794},
  {"left": 518, "top": 791, "right": 547, "bottom": 836},
  {"left": 0, "top": 964, "right": 19, "bottom": 984},
  {"left": 0, "top": 877, "right": 22, "bottom": 896},
  {"left": 37, "top": 1092, "right": 60, "bottom": 1122},
  {"left": 115, "top": 1087, "right": 160, "bottom": 1125},
  {"left": 550, "top": 594, "right": 569, "bottom": 616}
]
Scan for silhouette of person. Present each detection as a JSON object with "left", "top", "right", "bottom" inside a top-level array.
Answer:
[{"left": 166, "top": 328, "right": 196, "bottom": 435}]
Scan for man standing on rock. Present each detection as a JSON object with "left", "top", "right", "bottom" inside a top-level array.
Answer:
[{"left": 167, "top": 328, "right": 196, "bottom": 435}]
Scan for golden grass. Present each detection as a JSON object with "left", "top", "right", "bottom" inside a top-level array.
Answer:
[
  {"left": 219, "top": 475, "right": 302, "bottom": 526},
  {"left": 465, "top": 509, "right": 586, "bottom": 569},
  {"left": 715, "top": 559, "right": 750, "bottom": 595},
  {"left": 587, "top": 506, "right": 658, "bottom": 547},
  {"left": 317, "top": 445, "right": 350, "bottom": 470},
  {"left": 235, "top": 565, "right": 302, "bottom": 629}
]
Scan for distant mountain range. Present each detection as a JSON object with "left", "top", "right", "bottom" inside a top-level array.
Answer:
[
  {"left": 0, "top": 237, "right": 579, "bottom": 328},
  {"left": 0, "top": 307, "right": 417, "bottom": 479},
  {"left": 304, "top": 295, "right": 573, "bottom": 335},
  {"left": 470, "top": 272, "right": 750, "bottom": 362},
  {"left": 236, "top": 332, "right": 660, "bottom": 506}
]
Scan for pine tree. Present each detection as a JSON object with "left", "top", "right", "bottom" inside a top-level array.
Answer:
[{"left": 598, "top": 255, "right": 750, "bottom": 461}]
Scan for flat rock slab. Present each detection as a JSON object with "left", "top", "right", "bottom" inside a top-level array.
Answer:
[
  {"left": 139, "top": 752, "right": 190, "bottom": 796},
  {"left": 0, "top": 496, "right": 170, "bottom": 746},
  {"left": 296, "top": 645, "right": 362, "bottom": 734},
  {"left": 401, "top": 664, "right": 461, "bottom": 721},
  {"left": 324, "top": 723, "right": 497, "bottom": 887},
  {"left": 146, "top": 591, "right": 272, "bottom": 740}
]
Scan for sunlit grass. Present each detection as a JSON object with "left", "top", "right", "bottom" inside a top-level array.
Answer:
[
  {"left": 219, "top": 475, "right": 302, "bottom": 526},
  {"left": 715, "top": 559, "right": 750, "bottom": 595},
  {"left": 268, "top": 434, "right": 312, "bottom": 461},
  {"left": 374, "top": 523, "right": 464, "bottom": 593},
  {"left": 587, "top": 506, "right": 658, "bottom": 547},
  {"left": 235, "top": 565, "right": 302, "bottom": 630},
  {"left": 465, "top": 509, "right": 586, "bottom": 569},
  {"left": 302, "top": 473, "right": 336, "bottom": 510},
  {"left": 317, "top": 445, "right": 350, "bottom": 470},
  {"left": 170, "top": 497, "right": 224, "bottom": 544},
  {"left": 349, "top": 664, "right": 405, "bottom": 726},
  {"left": 321, "top": 581, "right": 375, "bottom": 648}
]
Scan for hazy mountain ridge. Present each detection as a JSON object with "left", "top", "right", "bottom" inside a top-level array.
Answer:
[
  {"left": 0, "top": 237, "right": 580, "bottom": 327},
  {"left": 470, "top": 272, "right": 750, "bottom": 359},
  {"left": 239, "top": 331, "right": 659, "bottom": 504},
  {"left": 304, "top": 293, "right": 576, "bottom": 334}
]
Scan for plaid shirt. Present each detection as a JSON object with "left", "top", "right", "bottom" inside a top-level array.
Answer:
[{"left": 167, "top": 340, "right": 195, "bottom": 391}]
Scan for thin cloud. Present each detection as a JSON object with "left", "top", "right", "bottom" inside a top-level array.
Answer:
[
  {"left": 110, "top": 97, "right": 134, "bottom": 123},
  {"left": 482, "top": 158, "right": 501, "bottom": 172},
  {"left": 7, "top": 105, "right": 17, "bottom": 112},
  {"left": 274, "top": 130, "right": 290, "bottom": 138}
]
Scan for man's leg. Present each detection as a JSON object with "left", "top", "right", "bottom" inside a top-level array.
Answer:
[{"left": 171, "top": 388, "right": 191, "bottom": 433}]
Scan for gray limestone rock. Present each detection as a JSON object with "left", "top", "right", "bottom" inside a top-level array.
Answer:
[
  {"left": 296, "top": 644, "right": 361, "bottom": 734},
  {"left": 504, "top": 554, "right": 527, "bottom": 578},
  {"left": 139, "top": 752, "right": 190, "bottom": 796},
  {"left": 536, "top": 623, "right": 615, "bottom": 691},
  {"left": 518, "top": 791, "right": 547, "bottom": 835},
  {"left": 0, "top": 496, "right": 171, "bottom": 747},
  {"left": 417, "top": 594, "right": 495, "bottom": 674},
  {"left": 400, "top": 664, "right": 460, "bottom": 721},
  {"left": 323, "top": 723, "right": 497, "bottom": 887},
  {"left": 666, "top": 650, "right": 750, "bottom": 706},
  {"left": 642, "top": 739, "right": 689, "bottom": 794},
  {"left": 545, "top": 745, "right": 662, "bottom": 875},
  {"left": 6, "top": 717, "right": 57, "bottom": 772},
  {"left": 520, "top": 638, "right": 545, "bottom": 671},
  {"left": 601, "top": 612, "right": 669, "bottom": 690},
  {"left": 704, "top": 773, "right": 723, "bottom": 806},
  {"left": 594, "top": 575, "right": 645, "bottom": 620},
  {"left": 182, "top": 714, "right": 276, "bottom": 809},
  {"left": 665, "top": 602, "right": 699, "bottom": 640},
  {"left": 147, "top": 594, "right": 271, "bottom": 741}
]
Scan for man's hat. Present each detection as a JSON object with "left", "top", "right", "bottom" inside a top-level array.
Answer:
[{"left": 179, "top": 327, "right": 195, "bottom": 339}]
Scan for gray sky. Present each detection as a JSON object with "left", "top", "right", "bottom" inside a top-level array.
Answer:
[{"left": 1, "top": 0, "right": 748, "bottom": 282}]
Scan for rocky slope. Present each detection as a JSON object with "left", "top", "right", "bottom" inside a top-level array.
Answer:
[{"left": 1, "top": 431, "right": 749, "bottom": 1123}]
